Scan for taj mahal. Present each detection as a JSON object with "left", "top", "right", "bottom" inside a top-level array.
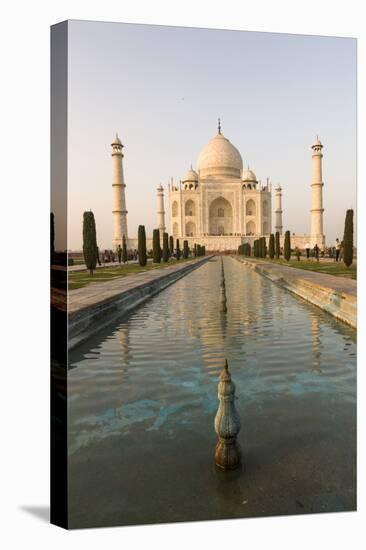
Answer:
[{"left": 111, "top": 120, "right": 325, "bottom": 252}]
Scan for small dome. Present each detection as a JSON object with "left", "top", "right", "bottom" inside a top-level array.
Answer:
[
  {"left": 275, "top": 183, "right": 282, "bottom": 191},
  {"left": 183, "top": 167, "right": 199, "bottom": 183},
  {"left": 111, "top": 133, "right": 122, "bottom": 146},
  {"left": 197, "top": 132, "right": 243, "bottom": 179},
  {"left": 242, "top": 168, "right": 257, "bottom": 183},
  {"left": 312, "top": 136, "right": 323, "bottom": 148}
]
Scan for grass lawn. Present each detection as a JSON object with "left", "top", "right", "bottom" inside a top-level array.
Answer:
[
  {"left": 254, "top": 258, "right": 356, "bottom": 280},
  {"left": 68, "top": 258, "right": 195, "bottom": 290}
]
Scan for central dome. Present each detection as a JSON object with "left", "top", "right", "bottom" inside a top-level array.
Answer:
[{"left": 197, "top": 132, "right": 243, "bottom": 179}]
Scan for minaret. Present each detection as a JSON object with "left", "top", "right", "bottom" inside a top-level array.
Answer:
[
  {"left": 156, "top": 184, "right": 166, "bottom": 240},
  {"left": 111, "top": 133, "right": 128, "bottom": 249},
  {"left": 274, "top": 184, "right": 283, "bottom": 235},
  {"left": 310, "top": 137, "right": 325, "bottom": 247}
]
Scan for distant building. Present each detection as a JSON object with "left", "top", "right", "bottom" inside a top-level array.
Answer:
[
  {"left": 112, "top": 123, "right": 326, "bottom": 251},
  {"left": 168, "top": 121, "right": 272, "bottom": 251}
]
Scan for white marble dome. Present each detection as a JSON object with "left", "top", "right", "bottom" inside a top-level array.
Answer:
[
  {"left": 183, "top": 167, "right": 199, "bottom": 182},
  {"left": 242, "top": 168, "right": 257, "bottom": 183},
  {"left": 197, "top": 132, "right": 243, "bottom": 179}
]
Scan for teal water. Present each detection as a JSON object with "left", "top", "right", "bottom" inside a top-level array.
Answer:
[{"left": 68, "top": 256, "right": 356, "bottom": 528}]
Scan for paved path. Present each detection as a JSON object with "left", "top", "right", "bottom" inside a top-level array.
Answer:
[
  {"left": 242, "top": 258, "right": 356, "bottom": 296},
  {"left": 69, "top": 257, "right": 209, "bottom": 314},
  {"left": 236, "top": 257, "right": 356, "bottom": 328}
]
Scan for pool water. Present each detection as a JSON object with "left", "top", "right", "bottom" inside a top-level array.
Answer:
[{"left": 68, "top": 256, "right": 356, "bottom": 528}]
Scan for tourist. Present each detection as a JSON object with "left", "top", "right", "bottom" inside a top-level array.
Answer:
[
  {"left": 313, "top": 243, "right": 319, "bottom": 261},
  {"left": 305, "top": 241, "right": 310, "bottom": 259},
  {"left": 117, "top": 244, "right": 122, "bottom": 263},
  {"left": 335, "top": 238, "right": 341, "bottom": 262}
]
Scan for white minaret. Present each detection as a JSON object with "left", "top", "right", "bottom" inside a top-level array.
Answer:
[
  {"left": 111, "top": 133, "right": 128, "bottom": 249},
  {"left": 156, "top": 184, "right": 166, "bottom": 240},
  {"left": 310, "top": 137, "right": 325, "bottom": 247},
  {"left": 274, "top": 184, "right": 283, "bottom": 235}
]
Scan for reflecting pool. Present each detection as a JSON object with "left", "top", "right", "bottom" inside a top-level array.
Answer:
[{"left": 68, "top": 256, "right": 356, "bottom": 528}]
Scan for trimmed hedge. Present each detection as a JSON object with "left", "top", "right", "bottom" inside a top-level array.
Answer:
[
  {"left": 82, "top": 211, "right": 98, "bottom": 275},
  {"left": 138, "top": 225, "right": 147, "bottom": 266},
  {"left": 284, "top": 230, "right": 291, "bottom": 261},
  {"left": 162, "top": 232, "right": 170, "bottom": 262},
  {"left": 343, "top": 209, "right": 354, "bottom": 267},
  {"left": 152, "top": 229, "right": 161, "bottom": 263}
]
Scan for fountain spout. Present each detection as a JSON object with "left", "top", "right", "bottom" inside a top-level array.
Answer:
[{"left": 214, "top": 360, "right": 241, "bottom": 469}]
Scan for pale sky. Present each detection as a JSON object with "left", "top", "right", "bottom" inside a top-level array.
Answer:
[{"left": 67, "top": 20, "right": 356, "bottom": 250}]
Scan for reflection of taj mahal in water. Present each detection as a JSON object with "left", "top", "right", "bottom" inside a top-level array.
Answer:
[{"left": 112, "top": 120, "right": 326, "bottom": 251}]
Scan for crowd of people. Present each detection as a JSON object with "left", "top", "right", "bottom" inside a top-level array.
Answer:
[
  {"left": 303, "top": 239, "right": 344, "bottom": 262},
  {"left": 100, "top": 248, "right": 139, "bottom": 265}
]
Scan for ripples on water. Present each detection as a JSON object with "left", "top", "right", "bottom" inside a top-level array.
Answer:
[{"left": 68, "top": 257, "right": 356, "bottom": 456}]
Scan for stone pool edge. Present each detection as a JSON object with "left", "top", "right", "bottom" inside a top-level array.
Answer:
[
  {"left": 68, "top": 256, "right": 213, "bottom": 351},
  {"left": 234, "top": 257, "right": 357, "bottom": 329}
]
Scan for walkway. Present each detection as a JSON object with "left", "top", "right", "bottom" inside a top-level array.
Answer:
[
  {"left": 235, "top": 257, "right": 356, "bottom": 328},
  {"left": 69, "top": 258, "right": 207, "bottom": 313}
]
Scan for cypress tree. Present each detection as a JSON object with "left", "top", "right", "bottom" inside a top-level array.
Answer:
[
  {"left": 275, "top": 231, "right": 280, "bottom": 259},
  {"left": 169, "top": 235, "right": 174, "bottom": 256},
  {"left": 262, "top": 237, "right": 267, "bottom": 258},
  {"left": 122, "top": 234, "right": 128, "bottom": 263},
  {"left": 183, "top": 240, "right": 189, "bottom": 259},
  {"left": 269, "top": 233, "right": 275, "bottom": 259},
  {"left": 152, "top": 229, "right": 161, "bottom": 263},
  {"left": 138, "top": 225, "right": 147, "bottom": 266},
  {"left": 259, "top": 238, "right": 263, "bottom": 258},
  {"left": 193, "top": 243, "right": 197, "bottom": 257},
  {"left": 254, "top": 240, "right": 258, "bottom": 257},
  {"left": 176, "top": 238, "right": 181, "bottom": 260},
  {"left": 162, "top": 232, "right": 169, "bottom": 262},
  {"left": 343, "top": 209, "right": 354, "bottom": 267},
  {"left": 284, "top": 230, "right": 291, "bottom": 261},
  {"left": 82, "top": 211, "right": 98, "bottom": 275},
  {"left": 247, "top": 243, "right": 251, "bottom": 257}
]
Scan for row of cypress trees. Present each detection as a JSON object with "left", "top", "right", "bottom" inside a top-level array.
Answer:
[
  {"left": 82, "top": 208, "right": 355, "bottom": 276},
  {"left": 237, "top": 243, "right": 251, "bottom": 256},
  {"left": 138, "top": 226, "right": 207, "bottom": 266},
  {"left": 237, "top": 231, "right": 285, "bottom": 261},
  {"left": 194, "top": 244, "right": 206, "bottom": 256},
  {"left": 253, "top": 237, "right": 267, "bottom": 258}
]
